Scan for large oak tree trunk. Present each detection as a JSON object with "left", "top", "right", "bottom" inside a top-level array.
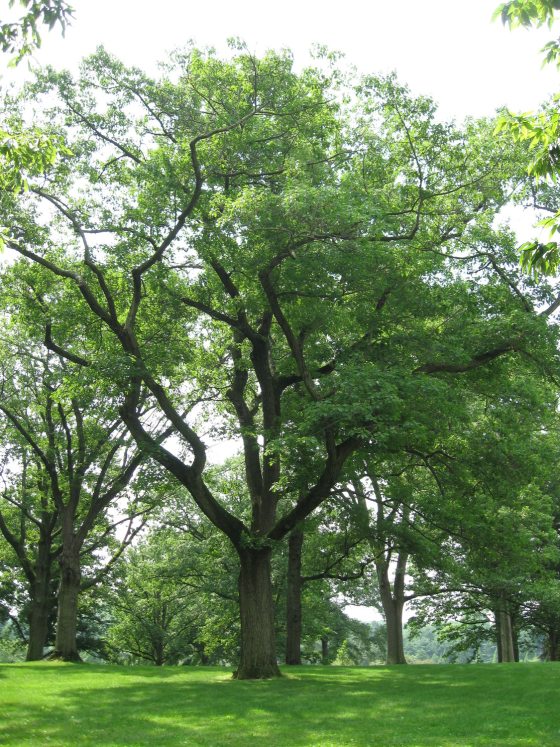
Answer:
[
  {"left": 26, "top": 536, "right": 54, "bottom": 661},
  {"left": 52, "top": 543, "right": 82, "bottom": 662},
  {"left": 495, "top": 599, "right": 515, "bottom": 663},
  {"left": 376, "top": 554, "right": 407, "bottom": 665},
  {"left": 285, "top": 527, "right": 304, "bottom": 665},
  {"left": 236, "top": 547, "right": 280, "bottom": 679},
  {"left": 383, "top": 596, "right": 406, "bottom": 665},
  {"left": 26, "top": 582, "right": 53, "bottom": 660},
  {"left": 27, "top": 601, "right": 51, "bottom": 661}
]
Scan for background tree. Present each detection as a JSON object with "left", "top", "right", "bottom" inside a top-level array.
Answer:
[
  {"left": 282, "top": 506, "right": 372, "bottom": 665},
  {"left": 0, "top": 267, "right": 165, "bottom": 660},
  {"left": 408, "top": 419, "right": 559, "bottom": 663},
  {"left": 104, "top": 527, "right": 222, "bottom": 666},
  {"left": 0, "top": 444, "right": 59, "bottom": 660}
]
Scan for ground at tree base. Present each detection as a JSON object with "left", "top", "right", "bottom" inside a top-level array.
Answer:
[{"left": 1, "top": 662, "right": 559, "bottom": 746}]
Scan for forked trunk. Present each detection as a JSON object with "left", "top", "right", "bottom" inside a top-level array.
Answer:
[
  {"left": 285, "top": 527, "right": 304, "bottom": 665},
  {"left": 236, "top": 546, "right": 280, "bottom": 679},
  {"left": 51, "top": 545, "right": 82, "bottom": 662}
]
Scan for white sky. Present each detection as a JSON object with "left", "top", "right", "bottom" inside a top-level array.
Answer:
[
  {"left": 2, "top": 0, "right": 558, "bottom": 627},
  {"left": 4, "top": 0, "right": 559, "bottom": 122}
]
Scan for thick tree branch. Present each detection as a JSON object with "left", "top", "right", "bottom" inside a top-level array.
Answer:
[
  {"left": 118, "top": 396, "right": 246, "bottom": 545},
  {"left": 44, "top": 322, "right": 90, "bottom": 367},
  {"left": 415, "top": 341, "right": 519, "bottom": 374},
  {"left": 0, "top": 506, "right": 35, "bottom": 584},
  {"left": 268, "top": 436, "right": 360, "bottom": 541}
]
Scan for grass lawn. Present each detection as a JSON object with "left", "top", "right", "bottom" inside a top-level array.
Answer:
[{"left": 0, "top": 662, "right": 559, "bottom": 746}]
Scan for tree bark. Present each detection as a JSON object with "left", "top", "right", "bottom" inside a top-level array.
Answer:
[
  {"left": 512, "top": 626, "right": 520, "bottom": 663},
  {"left": 547, "top": 629, "right": 559, "bottom": 661},
  {"left": 494, "top": 598, "right": 515, "bottom": 663},
  {"left": 23, "top": 526, "right": 55, "bottom": 660},
  {"left": 383, "top": 596, "right": 406, "bottom": 665},
  {"left": 51, "top": 542, "right": 82, "bottom": 662},
  {"left": 376, "top": 554, "right": 407, "bottom": 665},
  {"left": 235, "top": 546, "right": 280, "bottom": 679},
  {"left": 321, "top": 635, "right": 329, "bottom": 664},
  {"left": 26, "top": 558, "right": 54, "bottom": 661},
  {"left": 285, "top": 527, "right": 304, "bottom": 665}
]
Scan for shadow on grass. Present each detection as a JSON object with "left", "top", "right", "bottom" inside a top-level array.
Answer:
[{"left": 1, "top": 663, "right": 559, "bottom": 746}]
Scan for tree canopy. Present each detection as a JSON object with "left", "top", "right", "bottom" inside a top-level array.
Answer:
[{"left": 1, "top": 43, "right": 560, "bottom": 676}]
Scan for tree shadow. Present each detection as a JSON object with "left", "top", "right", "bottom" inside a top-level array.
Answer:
[{"left": 1, "top": 663, "right": 558, "bottom": 746}]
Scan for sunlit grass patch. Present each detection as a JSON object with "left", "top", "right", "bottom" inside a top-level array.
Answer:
[{"left": 0, "top": 662, "right": 559, "bottom": 746}]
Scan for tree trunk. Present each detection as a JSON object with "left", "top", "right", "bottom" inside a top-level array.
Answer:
[
  {"left": 51, "top": 543, "right": 82, "bottom": 662},
  {"left": 547, "top": 629, "right": 559, "bottom": 661},
  {"left": 512, "top": 626, "right": 520, "bottom": 663},
  {"left": 235, "top": 546, "right": 280, "bottom": 679},
  {"left": 383, "top": 597, "right": 406, "bottom": 665},
  {"left": 495, "top": 599, "right": 515, "bottom": 663},
  {"left": 376, "top": 556, "right": 407, "bottom": 665},
  {"left": 285, "top": 527, "right": 304, "bottom": 665},
  {"left": 26, "top": 591, "right": 52, "bottom": 661},
  {"left": 321, "top": 635, "right": 329, "bottom": 664},
  {"left": 26, "top": 537, "right": 54, "bottom": 661},
  {"left": 154, "top": 647, "right": 164, "bottom": 666}
]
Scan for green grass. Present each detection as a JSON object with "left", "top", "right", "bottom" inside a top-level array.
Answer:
[{"left": 1, "top": 663, "right": 559, "bottom": 746}]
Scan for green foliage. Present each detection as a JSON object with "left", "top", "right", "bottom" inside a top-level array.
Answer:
[
  {"left": 0, "top": 0, "right": 73, "bottom": 64},
  {"left": 0, "top": 623, "right": 26, "bottom": 663},
  {"left": 494, "top": 0, "right": 560, "bottom": 28},
  {"left": 0, "top": 127, "right": 68, "bottom": 194},
  {"left": 519, "top": 239, "right": 560, "bottom": 275},
  {"left": 104, "top": 529, "right": 215, "bottom": 665},
  {"left": 494, "top": 0, "right": 560, "bottom": 273}
]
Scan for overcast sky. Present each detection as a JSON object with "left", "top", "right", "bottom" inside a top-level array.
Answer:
[{"left": 3, "top": 0, "right": 559, "bottom": 121}]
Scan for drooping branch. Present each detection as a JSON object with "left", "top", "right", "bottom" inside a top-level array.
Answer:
[
  {"left": 541, "top": 292, "right": 560, "bottom": 318},
  {"left": 0, "top": 404, "right": 52, "bottom": 474},
  {"left": 179, "top": 297, "right": 241, "bottom": 329},
  {"left": 484, "top": 253, "right": 533, "bottom": 312}
]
